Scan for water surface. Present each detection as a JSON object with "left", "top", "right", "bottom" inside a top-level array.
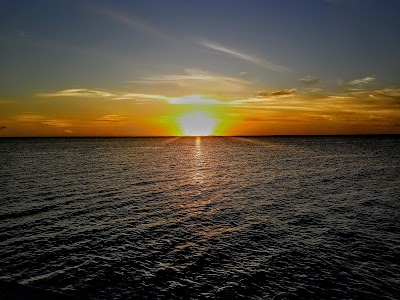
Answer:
[{"left": 1, "top": 136, "right": 399, "bottom": 299}]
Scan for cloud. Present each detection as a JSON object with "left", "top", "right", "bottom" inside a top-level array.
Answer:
[
  {"left": 13, "top": 113, "right": 71, "bottom": 128},
  {"left": 259, "top": 88, "right": 297, "bottom": 98},
  {"left": 64, "top": 129, "right": 73, "bottom": 133},
  {"left": 300, "top": 76, "right": 320, "bottom": 84},
  {"left": 94, "top": 7, "right": 169, "bottom": 41},
  {"left": 167, "top": 94, "right": 224, "bottom": 104},
  {"left": 36, "top": 89, "right": 168, "bottom": 101},
  {"left": 348, "top": 76, "right": 376, "bottom": 86},
  {"left": 229, "top": 88, "right": 297, "bottom": 104},
  {"left": 96, "top": 115, "right": 128, "bottom": 122},
  {"left": 256, "top": 91, "right": 270, "bottom": 97},
  {"left": 327, "top": 88, "right": 400, "bottom": 105},
  {"left": 37, "top": 89, "right": 114, "bottom": 98},
  {"left": 137, "top": 68, "right": 248, "bottom": 84},
  {"left": 132, "top": 68, "right": 253, "bottom": 94},
  {"left": 197, "top": 40, "right": 290, "bottom": 72},
  {"left": 111, "top": 93, "right": 168, "bottom": 101},
  {"left": 328, "top": 95, "right": 355, "bottom": 99},
  {"left": 229, "top": 97, "right": 264, "bottom": 104},
  {"left": 42, "top": 120, "right": 71, "bottom": 127},
  {"left": 374, "top": 88, "right": 400, "bottom": 99},
  {"left": 305, "top": 87, "right": 323, "bottom": 93},
  {"left": 14, "top": 113, "right": 44, "bottom": 122}
]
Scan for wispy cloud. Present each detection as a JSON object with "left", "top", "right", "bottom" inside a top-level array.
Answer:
[
  {"left": 230, "top": 88, "right": 297, "bottom": 104},
  {"left": 328, "top": 95, "right": 355, "bottom": 99},
  {"left": 96, "top": 115, "right": 128, "bottom": 122},
  {"left": 41, "top": 120, "right": 71, "bottom": 127},
  {"left": 258, "top": 88, "right": 297, "bottom": 98},
  {"left": 305, "top": 87, "right": 323, "bottom": 93},
  {"left": 374, "top": 88, "right": 400, "bottom": 99},
  {"left": 348, "top": 76, "right": 376, "bottom": 87},
  {"left": 132, "top": 68, "right": 253, "bottom": 94},
  {"left": 112, "top": 93, "right": 168, "bottom": 101},
  {"left": 94, "top": 7, "right": 169, "bottom": 41},
  {"left": 14, "top": 113, "right": 44, "bottom": 122},
  {"left": 37, "top": 89, "right": 114, "bottom": 98},
  {"left": 136, "top": 68, "right": 249, "bottom": 84},
  {"left": 326, "top": 88, "right": 400, "bottom": 112},
  {"left": 167, "top": 94, "right": 224, "bottom": 104},
  {"left": 229, "top": 97, "right": 264, "bottom": 104},
  {"left": 36, "top": 89, "right": 168, "bottom": 101},
  {"left": 197, "top": 40, "right": 290, "bottom": 73},
  {"left": 37, "top": 86, "right": 239, "bottom": 104},
  {"left": 300, "top": 76, "right": 320, "bottom": 84},
  {"left": 14, "top": 113, "right": 71, "bottom": 127}
]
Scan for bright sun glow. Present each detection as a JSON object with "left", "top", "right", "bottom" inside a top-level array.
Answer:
[{"left": 178, "top": 112, "right": 217, "bottom": 136}]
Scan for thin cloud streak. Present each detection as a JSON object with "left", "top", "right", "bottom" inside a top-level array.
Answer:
[
  {"left": 167, "top": 95, "right": 224, "bottom": 104},
  {"left": 260, "top": 88, "right": 297, "bottom": 97},
  {"left": 300, "top": 76, "right": 320, "bottom": 84},
  {"left": 14, "top": 113, "right": 44, "bottom": 122},
  {"left": 348, "top": 76, "right": 376, "bottom": 86},
  {"left": 134, "top": 68, "right": 251, "bottom": 85},
  {"left": 13, "top": 113, "right": 71, "bottom": 127},
  {"left": 36, "top": 89, "right": 168, "bottom": 101},
  {"left": 96, "top": 115, "right": 127, "bottom": 122},
  {"left": 230, "top": 88, "right": 297, "bottom": 104},
  {"left": 197, "top": 40, "right": 290, "bottom": 72},
  {"left": 375, "top": 88, "right": 400, "bottom": 99},
  {"left": 112, "top": 93, "right": 168, "bottom": 101},
  {"left": 130, "top": 68, "right": 253, "bottom": 94},
  {"left": 41, "top": 120, "right": 71, "bottom": 127},
  {"left": 93, "top": 7, "right": 170, "bottom": 41},
  {"left": 37, "top": 89, "right": 114, "bottom": 98}
]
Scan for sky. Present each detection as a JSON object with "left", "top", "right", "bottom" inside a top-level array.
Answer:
[{"left": 1, "top": 0, "right": 400, "bottom": 136}]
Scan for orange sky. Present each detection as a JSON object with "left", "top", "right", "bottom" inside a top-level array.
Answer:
[{"left": 1, "top": 91, "right": 400, "bottom": 136}]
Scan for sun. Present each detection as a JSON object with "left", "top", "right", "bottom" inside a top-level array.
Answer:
[{"left": 178, "top": 112, "right": 217, "bottom": 136}]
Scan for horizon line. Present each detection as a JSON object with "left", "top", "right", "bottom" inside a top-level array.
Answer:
[{"left": 1, "top": 134, "right": 400, "bottom": 138}]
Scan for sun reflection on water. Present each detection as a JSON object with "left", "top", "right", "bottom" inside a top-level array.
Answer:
[{"left": 192, "top": 137, "right": 204, "bottom": 185}]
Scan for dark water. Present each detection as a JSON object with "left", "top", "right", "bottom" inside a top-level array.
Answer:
[{"left": 1, "top": 136, "right": 399, "bottom": 300}]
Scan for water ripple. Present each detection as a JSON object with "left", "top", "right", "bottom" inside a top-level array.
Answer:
[{"left": 1, "top": 136, "right": 399, "bottom": 299}]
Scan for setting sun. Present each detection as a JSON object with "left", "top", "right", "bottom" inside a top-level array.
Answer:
[{"left": 178, "top": 112, "right": 217, "bottom": 136}]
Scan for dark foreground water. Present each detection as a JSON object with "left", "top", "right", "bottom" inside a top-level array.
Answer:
[{"left": 1, "top": 136, "right": 399, "bottom": 300}]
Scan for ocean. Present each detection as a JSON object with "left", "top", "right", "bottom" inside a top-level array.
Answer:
[{"left": 1, "top": 136, "right": 399, "bottom": 299}]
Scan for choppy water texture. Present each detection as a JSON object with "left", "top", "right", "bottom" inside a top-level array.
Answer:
[{"left": 1, "top": 136, "right": 400, "bottom": 300}]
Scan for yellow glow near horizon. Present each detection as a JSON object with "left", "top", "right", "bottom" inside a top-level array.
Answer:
[{"left": 178, "top": 112, "right": 217, "bottom": 136}]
